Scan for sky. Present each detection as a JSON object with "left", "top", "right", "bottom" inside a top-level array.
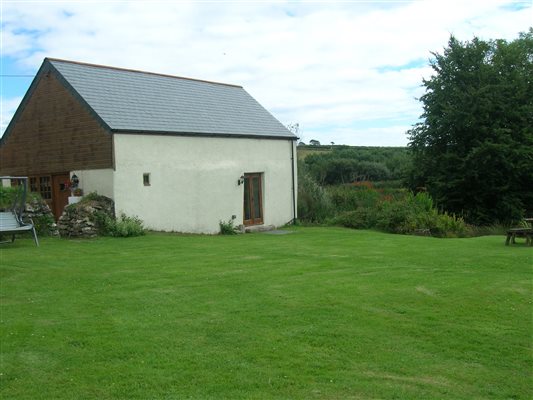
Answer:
[{"left": 0, "top": 0, "right": 531, "bottom": 146}]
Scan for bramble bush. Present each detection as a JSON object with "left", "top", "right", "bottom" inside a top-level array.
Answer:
[
  {"left": 333, "top": 191, "right": 470, "bottom": 237},
  {"left": 298, "top": 175, "right": 471, "bottom": 236}
]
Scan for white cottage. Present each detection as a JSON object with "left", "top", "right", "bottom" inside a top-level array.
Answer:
[{"left": 0, "top": 58, "right": 297, "bottom": 233}]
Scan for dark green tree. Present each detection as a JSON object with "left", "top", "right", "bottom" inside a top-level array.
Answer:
[{"left": 408, "top": 29, "right": 533, "bottom": 224}]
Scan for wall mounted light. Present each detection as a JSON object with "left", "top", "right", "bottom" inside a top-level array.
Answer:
[{"left": 237, "top": 175, "right": 245, "bottom": 185}]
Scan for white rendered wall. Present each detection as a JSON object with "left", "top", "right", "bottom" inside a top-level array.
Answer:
[
  {"left": 113, "top": 134, "right": 296, "bottom": 234},
  {"left": 70, "top": 169, "right": 114, "bottom": 199}
]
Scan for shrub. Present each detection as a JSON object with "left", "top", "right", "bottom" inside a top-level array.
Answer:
[
  {"left": 0, "top": 186, "right": 16, "bottom": 209},
  {"left": 327, "top": 185, "right": 381, "bottom": 211},
  {"left": 32, "top": 213, "right": 56, "bottom": 236},
  {"left": 96, "top": 213, "right": 145, "bottom": 237},
  {"left": 80, "top": 192, "right": 103, "bottom": 202},
  {"left": 328, "top": 191, "right": 470, "bottom": 237},
  {"left": 411, "top": 191, "right": 434, "bottom": 212},
  {"left": 430, "top": 212, "right": 471, "bottom": 238},
  {"left": 0, "top": 186, "right": 44, "bottom": 209},
  {"left": 373, "top": 193, "right": 470, "bottom": 237},
  {"left": 334, "top": 208, "right": 376, "bottom": 229},
  {"left": 219, "top": 218, "right": 239, "bottom": 235},
  {"left": 113, "top": 214, "right": 145, "bottom": 237},
  {"left": 297, "top": 163, "right": 473, "bottom": 237},
  {"left": 358, "top": 161, "right": 391, "bottom": 181},
  {"left": 375, "top": 199, "right": 415, "bottom": 233},
  {"left": 297, "top": 171, "right": 334, "bottom": 223}
]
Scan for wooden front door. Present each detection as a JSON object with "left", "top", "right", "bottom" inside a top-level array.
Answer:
[
  {"left": 51, "top": 173, "right": 70, "bottom": 220},
  {"left": 243, "top": 173, "right": 263, "bottom": 226}
]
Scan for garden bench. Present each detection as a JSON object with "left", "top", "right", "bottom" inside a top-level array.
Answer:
[
  {"left": 0, "top": 176, "right": 39, "bottom": 247},
  {"left": 505, "top": 228, "right": 532, "bottom": 246}
]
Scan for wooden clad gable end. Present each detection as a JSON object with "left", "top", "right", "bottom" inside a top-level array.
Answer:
[{"left": 0, "top": 72, "right": 113, "bottom": 176}]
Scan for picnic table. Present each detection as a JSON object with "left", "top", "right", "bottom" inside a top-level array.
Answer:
[{"left": 505, "top": 218, "right": 533, "bottom": 246}]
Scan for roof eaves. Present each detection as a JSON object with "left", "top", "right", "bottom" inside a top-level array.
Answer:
[{"left": 111, "top": 128, "right": 298, "bottom": 141}]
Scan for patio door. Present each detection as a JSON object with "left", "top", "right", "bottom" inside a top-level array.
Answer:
[
  {"left": 243, "top": 173, "right": 263, "bottom": 226},
  {"left": 28, "top": 173, "right": 69, "bottom": 220}
]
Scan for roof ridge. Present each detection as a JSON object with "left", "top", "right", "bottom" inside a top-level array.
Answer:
[{"left": 45, "top": 57, "right": 243, "bottom": 88}]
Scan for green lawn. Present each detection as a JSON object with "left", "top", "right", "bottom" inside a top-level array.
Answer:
[{"left": 1, "top": 227, "right": 531, "bottom": 399}]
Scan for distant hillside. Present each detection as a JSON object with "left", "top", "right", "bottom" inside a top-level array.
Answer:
[
  {"left": 298, "top": 145, "right": 411, "bottom": 185},
  {"left": 297, "top": 144, "right": 407, "bottom": 160}
]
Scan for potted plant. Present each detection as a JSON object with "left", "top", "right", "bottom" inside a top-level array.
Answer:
[{"left": 68, "top": 174, "right": 83, "bottom": 204}]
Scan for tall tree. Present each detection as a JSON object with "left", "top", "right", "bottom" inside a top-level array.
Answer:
[{"left": 408, "top": 29, "right": 533, "bottom": 224}]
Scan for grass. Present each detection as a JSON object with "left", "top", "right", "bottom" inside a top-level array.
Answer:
[{"left": 1, "top": 227, "right": 531, "bottom": 399}]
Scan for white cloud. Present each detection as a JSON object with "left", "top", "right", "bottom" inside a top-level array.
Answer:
[
  {"left": 1, "top": 96, "right": 23, "bottom": 134},
  {"left": 1, "top": 0, "right": 530, "bottom": 145}
]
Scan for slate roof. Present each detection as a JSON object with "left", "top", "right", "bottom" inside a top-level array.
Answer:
[{"left": 6, "top": 58, "right": 295, "bottom": 140}]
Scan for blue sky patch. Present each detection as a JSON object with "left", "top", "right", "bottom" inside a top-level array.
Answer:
[
  {"left": 377, "top": 59, "right": 427, "bottom": 73},
  {"left": 500, "top": 2, "right": 531, "bottom": 11},
  {"left": 1, "top": 56, "right": 37, "bottom": 98}
]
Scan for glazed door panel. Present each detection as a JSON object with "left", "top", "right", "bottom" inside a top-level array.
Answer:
[{"left": 243, "top": 173, "right": 263, "bottom": 226}]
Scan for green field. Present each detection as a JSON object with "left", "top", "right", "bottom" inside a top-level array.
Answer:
[{"left": 1, "top": 228, "right": 531, "bottom": 399}]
